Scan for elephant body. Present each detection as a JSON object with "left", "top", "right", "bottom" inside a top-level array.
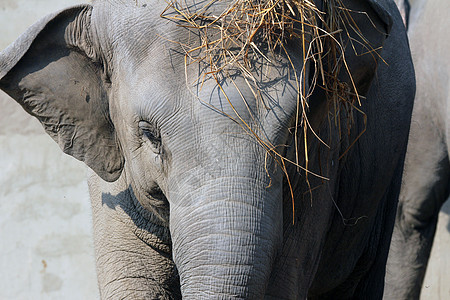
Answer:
[
  {"left": 385, "top": 0, "right": 450, "bottom": 299},
  {"left": 394, "top": 0, "right": 410, "bottom": 27},
  {"left": 0, "top": 0, "right": 414, "bottom": 298}
]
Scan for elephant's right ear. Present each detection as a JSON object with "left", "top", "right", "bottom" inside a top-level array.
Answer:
[{"left": 0, "top": 5, "right": 124, "bottom": 182}]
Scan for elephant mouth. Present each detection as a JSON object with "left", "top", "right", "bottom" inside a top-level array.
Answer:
[
  {"left": 146, "top": 185, "right": 168, "bottom": 208},
  {"left": 128, "top": 182, "right": 171, "bottom": 228}
]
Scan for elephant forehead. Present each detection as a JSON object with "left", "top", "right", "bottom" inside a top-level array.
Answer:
[
  {"left": 125, "top": 72, "right": 297, "bottom": 143},
  {"left": 116, "top": 45, "right": 296, "bottom": 124},
  {"left": 92, "top": 1, "right": 183, "bottom": 69},
  {"left": 98, "top": 1, "right": 302, "bottom": 144}
]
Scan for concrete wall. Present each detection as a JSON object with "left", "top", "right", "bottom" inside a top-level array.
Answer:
[
  {"left": 0, "top": 1, "right": 98, "bottom": 299},
  {"left": 0, "top": 1, "right": 449, "bottom": 299}
]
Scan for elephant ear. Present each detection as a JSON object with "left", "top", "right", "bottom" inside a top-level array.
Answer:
[
  {"left": 0, "top": 5, "right": 124, "bottom": 182},
  {"left": 339, "top": 0, "right": 394, "bottom": 96},
  {"left": 368, "top": 0, "right": 393, "bottom": 34}
]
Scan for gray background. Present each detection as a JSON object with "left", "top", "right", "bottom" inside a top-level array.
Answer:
[
  {"left": 0, "top": 1, "right": 448, "bottom": 299},
  {"left": 0, "top": 1, "right": 98, "bottom": 299}
]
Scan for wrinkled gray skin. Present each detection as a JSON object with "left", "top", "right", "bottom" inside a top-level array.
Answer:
[
  {"left": 0, "top": 0, "right": 414, "bottom": 299},
  {"left": 385, "top": 0, "right": 450, "bottom": 299}
]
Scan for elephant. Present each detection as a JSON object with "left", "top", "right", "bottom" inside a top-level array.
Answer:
[
  {"left": 0, "top": 0, "right": 414, "bottom": 299},
  {"left": 385, "top": 0, "right": 450, "bottom": 299},
  {"left": 394, "top": 0, "right": 410, "bottom": 27}
]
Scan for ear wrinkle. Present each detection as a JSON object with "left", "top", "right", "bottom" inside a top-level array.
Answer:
[
  {"left": 64, "top": 5, "right": 113, "bottom": 84},
  {"left": 65, "top": 6, "right": 98, "bottom": 60}
]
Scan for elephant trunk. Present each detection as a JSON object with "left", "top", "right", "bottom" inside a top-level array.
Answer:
[{"left": 169, "top": 174, "right": 283, "bottom": 299}]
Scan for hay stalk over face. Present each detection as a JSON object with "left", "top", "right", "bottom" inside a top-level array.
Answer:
[{"left": 162, "top": 0, "right": 380, "bottom": 210}]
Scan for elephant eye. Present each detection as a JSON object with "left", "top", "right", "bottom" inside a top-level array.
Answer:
[{"left": 138, "top": 121, "right": 161, "bottom": 149}]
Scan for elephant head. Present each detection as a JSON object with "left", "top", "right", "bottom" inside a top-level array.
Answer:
[{"left": 0, "top": 0, "right": 402, "bottom": 298}]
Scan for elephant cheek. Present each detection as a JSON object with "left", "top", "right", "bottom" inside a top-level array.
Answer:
[{"left": 168, "top": 177, "right": 283, "bottom": 299}]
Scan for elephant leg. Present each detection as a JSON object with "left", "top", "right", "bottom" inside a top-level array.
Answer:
[{"left": 384, "top": 117, "right": 450, "bottom": 299}]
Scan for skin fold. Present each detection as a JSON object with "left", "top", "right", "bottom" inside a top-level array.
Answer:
[
  {"left": 0, "top": 0, "right": 414, "bottom": 299},
  {"left": 385, "top": 0, "right": 450, "bottom": 299}
]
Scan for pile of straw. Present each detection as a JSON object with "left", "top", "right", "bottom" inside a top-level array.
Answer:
[{"left": 161, "top": 0, "right": 378, "bottom": 212}]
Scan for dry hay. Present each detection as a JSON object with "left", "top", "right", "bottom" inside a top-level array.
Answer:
[{"left": 160, "top": 0, "right": 380, "bottom": 218}]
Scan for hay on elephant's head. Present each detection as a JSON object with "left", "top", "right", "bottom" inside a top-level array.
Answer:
[{"left": 161, "top": 0, "right": 379, "bottom": 216}]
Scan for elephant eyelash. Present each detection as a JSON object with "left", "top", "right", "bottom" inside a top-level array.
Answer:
[
  {"left": 138, "top": 121, "right": 162, "bottom": 149},
  {"left": 142, "top": 129, "right": 161, "bottom": 143}
]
